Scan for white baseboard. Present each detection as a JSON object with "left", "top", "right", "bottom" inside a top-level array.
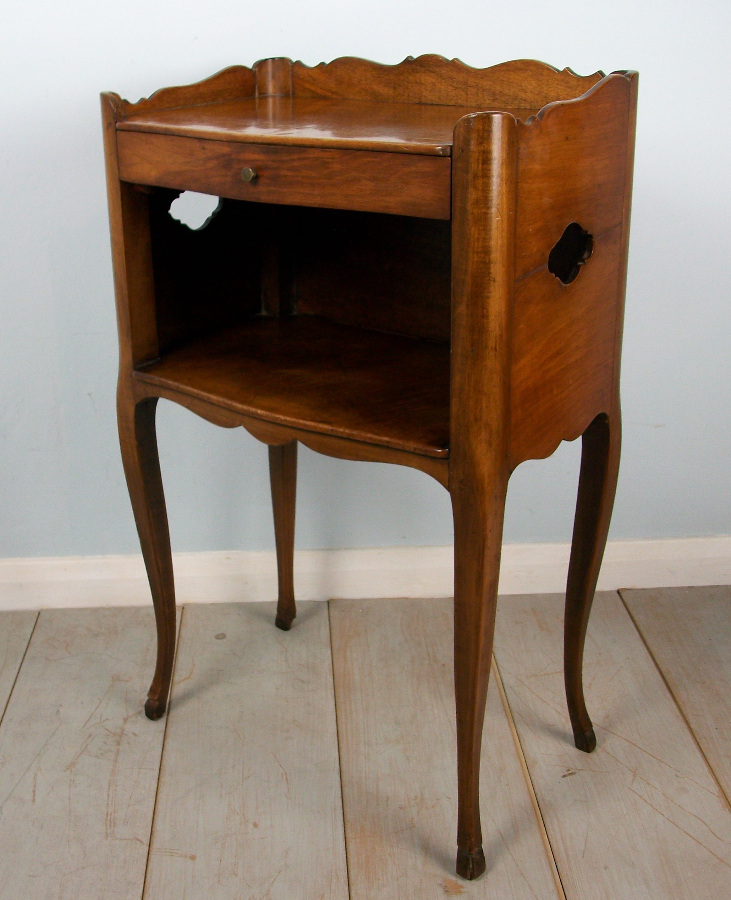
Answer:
[{"left": 0, "top": 537, "right": 728, "bottom": 612}]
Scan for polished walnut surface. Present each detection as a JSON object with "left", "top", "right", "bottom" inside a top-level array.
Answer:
[
  {"left": 102, "top": 55, "right": 637, "bottom": 884},
  {"left": 134, "top": 316, "right": 450, "bottom": 457},
  {"left": 117, "top": 96, "right": 539, "bottom": 155}
]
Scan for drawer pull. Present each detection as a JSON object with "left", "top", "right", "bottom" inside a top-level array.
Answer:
[{"left": 240, "top": 166, "right": 259, "bottom": 183}]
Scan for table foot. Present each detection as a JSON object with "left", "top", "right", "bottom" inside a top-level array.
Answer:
[
  {"left": 144, "top": 696, "right": 167, "bottom": 720},
  {"left": 456, "top": 846, "right": 486, "bottom": 880},
  {"left": 573, "top": 726, "right": 596, "bottom": 753},
  {"left": 275, "top": 612, "right": 295, "bottom": 631}
]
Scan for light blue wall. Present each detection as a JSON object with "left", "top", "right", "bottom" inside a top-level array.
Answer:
[{"left": 1, "top": 1, "right": 729, "bottom": 558}]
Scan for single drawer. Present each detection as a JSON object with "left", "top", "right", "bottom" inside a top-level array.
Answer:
[{"left": 116, "top": 131, "right": 452, "bottom": 219}]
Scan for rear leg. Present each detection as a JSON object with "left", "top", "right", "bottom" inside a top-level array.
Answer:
[
  {"left": 269, "top": 442, "right": 297, "bottom": 630},
  {"left": 565, "top": 410, "right": 620, "bottom": 751}
]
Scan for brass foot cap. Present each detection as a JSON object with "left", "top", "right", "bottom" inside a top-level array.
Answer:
[
  {"left": 574, "top": 727, "right": 596, "bottom": 753},
  {"left": 456, "top": 847, "right": 486, "bottom": 880},
  {"left": 144, "top": 697, "right": 167, "bottom": 720}
]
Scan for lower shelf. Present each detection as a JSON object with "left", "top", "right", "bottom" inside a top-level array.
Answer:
[{"left": 134, "top": 315, "right": 451, "bottom": 458}]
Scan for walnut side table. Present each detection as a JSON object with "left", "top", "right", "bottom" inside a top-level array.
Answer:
[{"left": 101, "top": 55, "right": 638, "bottom": 881}]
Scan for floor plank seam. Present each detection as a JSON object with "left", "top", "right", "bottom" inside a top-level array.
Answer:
[
  {"left": 492, "top": 654, "right": 568, "bottom": 900},
  {"left": 327, "top": 600, "right": 353, "bottom": 900},
  {"left": 0, "top": 610, "right": 39, "bottom": 731},
  {"left": 140, "top": 603, "right": 186, "bottom": 900},
  {"left": 618, "top": 589, "right": 731, "bottom": 812}
]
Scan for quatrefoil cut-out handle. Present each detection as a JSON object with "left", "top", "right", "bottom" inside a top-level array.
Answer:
[
  {"left": 548, "top": 222, "right": 594, "bottom": 285},
  {"left": 169, "top": 191, "right": 222, "bottom": 231}
]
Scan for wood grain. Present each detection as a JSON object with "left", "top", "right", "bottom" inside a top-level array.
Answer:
[
  {"left": 508, "top": 72, "right": 635, "bottom": 467},
  {"left": 449, "top": 110, "right": 517, "bottom": 878},
  {"left": 563, "top": 412, "right": 621, "bottom": 752},
  {"left": 131, "top": 381, "right": 450, "bottom": 487},
  {"left": 144, "top": 602, "right": 347, "bottom": 899},
  {"left": 0, "top": 607, "right": 168, "bottom": 899},
  {"left": 117, "top": 96, "right": 490, "bottom": 155},
  {"left": 509, "top": 225, "right": 622, "bottom": 465},
  {"left": 269, "top": 442, "right": 298, "bottom": 630},
  {"left": 330, "top": 597, "right": 562, "bottom": 898},
  {"left": 133, "top": 316, "right": 451, "bottom": 458},
  {"left": 117, "top": 394, "right": 177, "bottom": 721},
  {"left": 117, "top": 131, "right": 452, "bottom": 219},
  {"left": 621, "top": 585, "right": 731, "bottom": 800},
  {"left": 111, "top": 56, "right": 601, "bottom": 119},
  {"left": 0, "top": 610, "right": 36, "bottom": 722},
  {"left": 255, "top": 57, "right": 292, "bottom": 97},
  {"left": 493, "top": 592, "right": 731, "bottom": 900},
  {"left": 101, "top": 93, "right": 159, "bottom": 369},
  {"left": 514, "top": 73, "right": 631, "bottom": 279},
  {"left": 291, "top": 55, "right": 602, "bottom": 108},
  {"left": 103, "top": 58, "right": 639, "bottom": 889},
  {"left": 114, "top": 65, "right": 255, "bottom": 116}
]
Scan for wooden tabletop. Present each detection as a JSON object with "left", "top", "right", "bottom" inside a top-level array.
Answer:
[{"left": 116, "top": 96, "right": 539, "bottom": 156}]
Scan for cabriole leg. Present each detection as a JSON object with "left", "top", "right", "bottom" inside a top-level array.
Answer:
[
  {"left": 117, "top": 391, "right": 176, "bottom": 720},
  {"left": 565, "top": 410, "right": 621, "bottom": 752},
  {"left": 269, "top": 441, "right": 298, "bottom": 631},
  {"left": 451, "top": 477, "right": 508, "bottom": 880}
]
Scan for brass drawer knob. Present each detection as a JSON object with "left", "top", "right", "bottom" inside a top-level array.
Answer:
[{"left": 240, "top": 167, "right": 259, "bottom": 183}]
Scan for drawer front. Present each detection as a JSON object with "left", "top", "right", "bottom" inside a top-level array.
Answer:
[{"left": 116, "top": 132, "right": 451, "bottom": 219}]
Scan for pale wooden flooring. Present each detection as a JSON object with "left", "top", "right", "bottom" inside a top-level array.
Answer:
[{"left": 0, "top": 588, "right": 728, "bottom": 899}]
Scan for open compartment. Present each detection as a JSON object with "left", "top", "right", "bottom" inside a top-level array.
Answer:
[{"left": 134, "top": 195, "right": 452, "bottom": 456}]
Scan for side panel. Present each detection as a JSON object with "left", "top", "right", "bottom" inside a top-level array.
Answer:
[
  {"left": 510, "top": 75, "right": 634, "bottom": 466},
  {"left": 101, "top": 93, "right": 159, "bottom": 369}
]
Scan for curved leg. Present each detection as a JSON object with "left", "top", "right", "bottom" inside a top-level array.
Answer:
[
  {"left": 118, "top": 390, "right": 176, "bottom": 720},
  {"left": 269, "top": 442, "right": 297, "bottom": 631},
  {"left": 565, "top": 409, "right": 621, "bottom": 752},
  {"left": 452, "top": 476, "right": 508, "bottom": 880}
]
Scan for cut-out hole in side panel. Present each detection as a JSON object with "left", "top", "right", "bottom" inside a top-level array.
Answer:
[
  {"left": 548, "top": 222, "right": 593, "bottom": 284},
  {"left": 169, "top": 191, "right": 222, "bottom": 231}
]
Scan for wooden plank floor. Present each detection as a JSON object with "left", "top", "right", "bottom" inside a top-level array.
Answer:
[
  {"left": 621, "top": 585, "right": 731, "bottom": 800},
  {"left": 0, "top": 610, "right": 36, "bottom": 720},
  {"left": 493, "top": 592, "right": 730, "bottom": 900},
  {"left": 0, "top": 588, "right": 728, "bottom": 899},
  {"left": 0, "top": 608, "right": 170, "bottom": 899},
  {"left": 143, "top": 602, "right": 348, "bottom": 899},
  {"left": 330, "top": 598, "right": 561, "bottom": 899}
]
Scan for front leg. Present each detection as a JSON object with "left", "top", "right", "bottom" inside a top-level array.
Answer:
[
  {"left": 451, "top": 474, "right": 508, "bottom": 880},
  {"left": 117, "top": 389, "right": 176, "bottom": 720}
]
